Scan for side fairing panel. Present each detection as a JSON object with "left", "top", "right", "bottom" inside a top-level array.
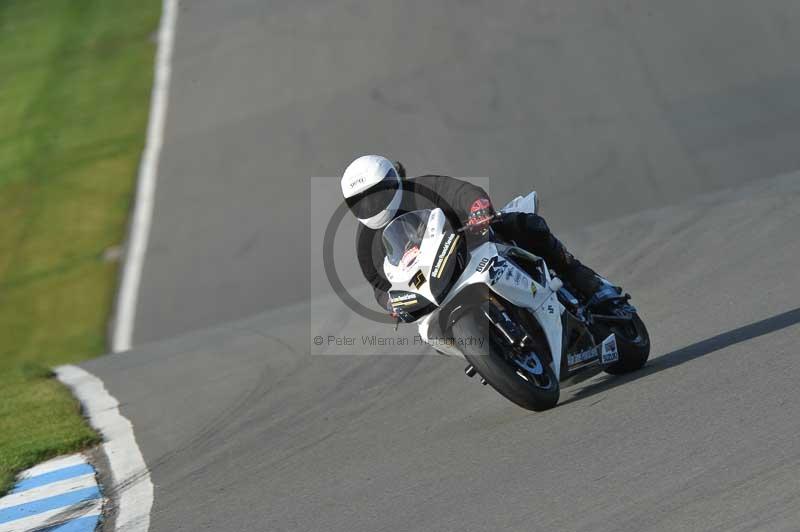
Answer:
[{"left": 445, "top": 242, "right": 565, "bottom": 378}]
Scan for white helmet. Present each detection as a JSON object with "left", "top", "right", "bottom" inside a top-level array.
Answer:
[{"left": 340, "top": 155, "right": 402, "bottom": 230}]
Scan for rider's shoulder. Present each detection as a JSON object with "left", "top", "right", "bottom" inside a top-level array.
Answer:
[
  {"left": 406, "top": 174, "right": 462, "bottom": 188},
  {"left": 409, "top": 174, "right": 457, "bottom": 180}
]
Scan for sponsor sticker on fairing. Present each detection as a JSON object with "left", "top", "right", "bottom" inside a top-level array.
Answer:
[
  {"left": 391, "top": 292, "right": 418, "bottom": 307},
  {"left": 567, "top": 347, "right": 599, "bottom": 368},
  {"left": 409, "top": 270, "right": 426, "bottom": 289},
  {"left": 488, "top": 258, "right": 508, "bottom": 285},
  {"left": 601, "top": 334, "right": 619, "bottom": 364},
  {"left": 431, "top": 233, "right": 459, "bottom": 279}
]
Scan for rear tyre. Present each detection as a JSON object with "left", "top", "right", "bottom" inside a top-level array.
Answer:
[
  {"left": 597, "top": 313, "right": 650, "bottom": 375},
  {"left": 453, "top": 311, "right": 560, "bottom": 411}
]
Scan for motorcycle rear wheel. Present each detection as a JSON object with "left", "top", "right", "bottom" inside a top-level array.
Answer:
[{"left": 596, "top": 313, "right": 650, "bottom": 375}]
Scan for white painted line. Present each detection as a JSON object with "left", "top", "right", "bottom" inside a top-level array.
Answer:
[
  {"left": 56, "top": 365, "right": 153, "bottom": 532},
  {"left": 112, "top": 0, "right": 180, "bottom": 353},
  {"left": 18, "top": 455, "right": 86, "bottom": 479},
  {"left": 0, "top": 473, "right": 96, "bottom": 510},
  {"left": 0, "top": 498, "right": 102, "bottom": 532}
]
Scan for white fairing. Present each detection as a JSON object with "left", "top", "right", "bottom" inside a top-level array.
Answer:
[
  {"left": 384, "top": 191, "right": 568, "bottom": 379},
  {"left": 441, "top": 242, "right": 564, "bottom": 375},
  {"left": 383, "top": 208, "right": 447, "bottom": 304}
]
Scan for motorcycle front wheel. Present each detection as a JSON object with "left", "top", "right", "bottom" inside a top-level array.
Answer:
[{"left": 452, "top": 309, "right": 560, "bottom": 411}]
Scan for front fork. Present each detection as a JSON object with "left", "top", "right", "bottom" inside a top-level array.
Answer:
[{"left": 478, "top": 300, "right": 553, "bottom": 380}]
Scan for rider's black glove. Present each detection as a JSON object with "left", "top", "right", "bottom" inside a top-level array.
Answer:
[{"left": 489, "top": 210, "right": 514, "bottom": 237}]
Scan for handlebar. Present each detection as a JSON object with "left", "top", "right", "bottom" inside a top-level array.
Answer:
[{"left": 455, "top": 212, "right": 504, "bottom": 235}]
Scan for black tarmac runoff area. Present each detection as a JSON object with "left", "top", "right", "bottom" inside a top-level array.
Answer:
[{"left": 88, "top": 2, "right": 800, "bottom": 531}]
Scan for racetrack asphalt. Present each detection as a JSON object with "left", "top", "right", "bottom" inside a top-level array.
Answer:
[
  {"left": 91, "top": 1, "right": 800, "bottom": 530},
  {"left": 134, "top": 0, "right": 800, "bottom": 344}
]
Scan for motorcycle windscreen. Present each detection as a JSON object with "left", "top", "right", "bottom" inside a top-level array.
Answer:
[{"left": 382, "top": 210, "right": 432, "bottom": 269}]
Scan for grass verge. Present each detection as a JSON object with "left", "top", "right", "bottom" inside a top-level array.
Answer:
[{"left": 0, "top": 0, "right": 160, "bottom": 494}]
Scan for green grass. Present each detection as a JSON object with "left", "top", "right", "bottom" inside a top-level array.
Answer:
[{"left": 0, "top": 0, "right": 160, "bottom": 494}]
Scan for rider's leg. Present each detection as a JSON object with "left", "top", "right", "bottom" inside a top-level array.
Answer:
[{"left": 493, "top": 212, "right": 604, "bottom": 301}]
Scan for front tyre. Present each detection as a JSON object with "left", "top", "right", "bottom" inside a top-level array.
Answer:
[{"left": 453, "top": 311, "right": 560, "bottom": 411}]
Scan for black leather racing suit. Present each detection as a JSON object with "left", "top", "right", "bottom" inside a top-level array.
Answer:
[{"left": 356, "top": 175, "right": 601, "bottom": 311}]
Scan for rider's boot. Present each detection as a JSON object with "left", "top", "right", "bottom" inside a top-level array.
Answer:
[
  {"left": 492, "top": 211, "right": 623, "bottom": 305},
  {"left": 545, "top": 239, "right": 620, "bottom": 306},
  {"left": 561, "top": 263, "right": 621, "bottom": 308}
]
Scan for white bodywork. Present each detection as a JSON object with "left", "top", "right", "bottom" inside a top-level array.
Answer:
[{"left": 383, "top": 192, "right": 571, "bottom": 380}]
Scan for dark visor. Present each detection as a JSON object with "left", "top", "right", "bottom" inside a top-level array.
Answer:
[{"left": 345, "top": 168, "right": 399, "bottom": 220}]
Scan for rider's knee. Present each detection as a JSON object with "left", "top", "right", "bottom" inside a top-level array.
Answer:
[{"left": 524, "top": 213, "right": 551, "bottom": 237}]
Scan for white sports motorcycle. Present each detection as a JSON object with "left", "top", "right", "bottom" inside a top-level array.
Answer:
[{"left": 383, "top": 192, "right": 650, "bottom": 411}]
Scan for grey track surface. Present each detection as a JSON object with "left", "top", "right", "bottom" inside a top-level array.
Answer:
[
  {"left": 89, "top": 175, "right": 800, "bottom": 531},
  {"left": 93, "top": 1, "right": 800, "bottom": 531},
  {"left": 135, "top": 0, "right": 800, "bottom": 344}
]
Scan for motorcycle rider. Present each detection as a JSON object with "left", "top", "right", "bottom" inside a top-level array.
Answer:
[{"left": 340, "top": 154, "right": 611, "bottom": 315}]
